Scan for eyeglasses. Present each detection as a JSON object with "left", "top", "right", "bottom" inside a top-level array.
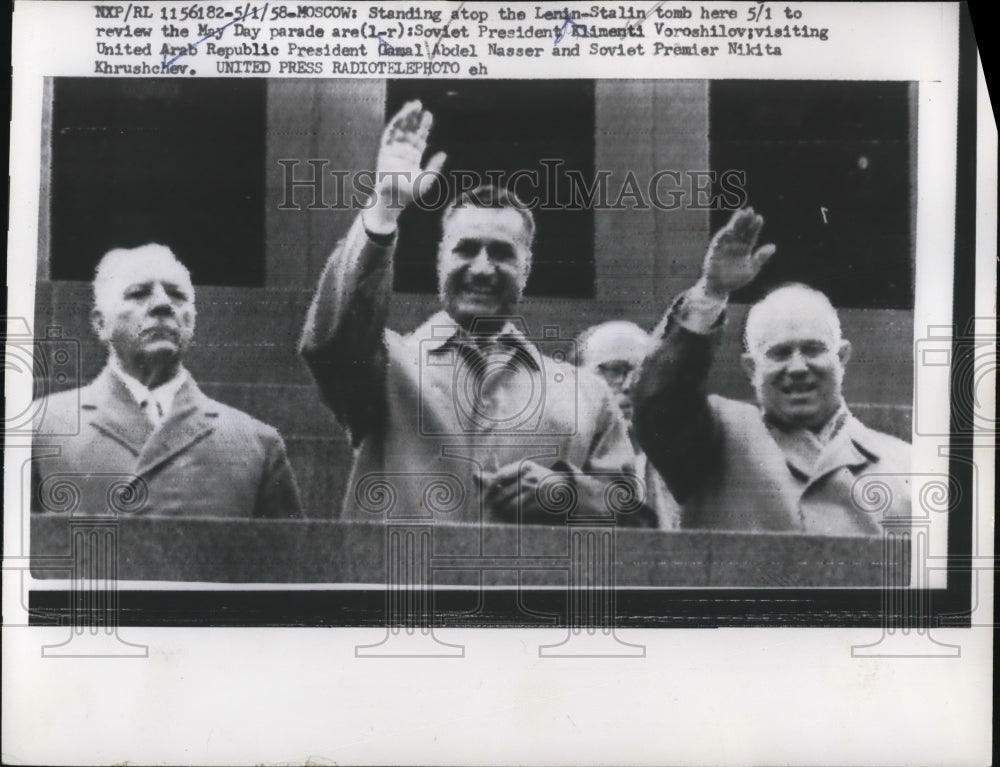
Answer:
[{"left": 596, "top": 360, "right": 638, "bottom": 387}]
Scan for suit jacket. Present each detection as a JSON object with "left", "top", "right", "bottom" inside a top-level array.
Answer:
[
  {"left": 299, "top": 214, "right": 651, "bottom": 526},
  {"left": 32, "top": 368, "right": 303, "bottom": 519},
  {"left": 632, "top": 310, "right": 911, "bottom": 535}
]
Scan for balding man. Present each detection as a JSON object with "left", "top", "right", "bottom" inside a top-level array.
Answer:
[
  {"left": 576, "top": 321, "right": 680, "bottom": 529},
  {"left": 32, "top": 244, "right": 303, "bottom": 518},
  {"left": 632, "top": 208, "right": 911, "bottom": 534}
]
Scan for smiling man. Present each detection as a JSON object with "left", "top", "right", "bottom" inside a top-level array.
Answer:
[
  {"left": 32, "top": 244, "right": 303, "bottom": 519},
  {"left": 299, "top": 101, "right": 642, "bottom": 525},
  {"left": 632, "top": 208, "right": 911, "bottom": 534}
]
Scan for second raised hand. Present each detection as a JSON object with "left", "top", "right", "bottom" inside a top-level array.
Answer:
[{"left": 700, "top": 206, "right": 777, "bottom": 299}]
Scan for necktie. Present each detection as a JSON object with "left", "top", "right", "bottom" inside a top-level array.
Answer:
[
  {"left": 141, "top": 396, "right": 165, "bottom": 428},
  {"left": 454, "top": 339, "right": 489, "bottom": 417},
  {"left": 453, "top": 336, "right": 537, "bottom": 431}
]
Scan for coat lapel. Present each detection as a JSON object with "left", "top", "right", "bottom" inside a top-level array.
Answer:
[
  {"left": 135, "top": 377, "right": 217, "bottom": 477},
  {"left": 766, "top": 424, "right": 823, "bottom": 480},
  {"left": 810, "top": 416, "right": 874, "bottom": 483},
  {"left": 768, "top": 413, "right": 873, "bottom": 486},
  {"left": 86, "top": 369, "right": 153, "bottom": 456}
]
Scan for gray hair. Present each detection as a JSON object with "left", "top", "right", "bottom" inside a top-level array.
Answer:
[
  {"left": 92, "top": 244, "right": 193, "bottom": 312},
  {"left": 576, "top": 320, "right": 651, "bottom": 368}
]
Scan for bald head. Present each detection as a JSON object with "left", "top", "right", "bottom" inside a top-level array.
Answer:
[
  {"left": 740, "top": 284, "right": 851, "bottom": 431},
  {"left": 578, "top": 321, "right": 651, "bottom": 369},
  {"left": 744, "top": 284, "right": 842, "bottom": 354}
]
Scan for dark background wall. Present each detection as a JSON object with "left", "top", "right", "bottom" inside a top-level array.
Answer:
[{"left": 35, "top": 78, "right": 915, "bottom": 518}]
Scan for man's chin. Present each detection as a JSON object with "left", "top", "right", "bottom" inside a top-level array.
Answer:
[
  {"left": 449, "top": 299, "right": 505, "bottom": 327},
  {"left": 774, "top": 404, "right": 828, "bottom": 430},
  {"left": 138, "top": 342, "right": 183, "bottom": 362}
]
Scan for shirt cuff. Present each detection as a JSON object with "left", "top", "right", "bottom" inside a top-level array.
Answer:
[
  {"left": 363, "top": 226, "right": 396, "bottom": 247},
  {"left": 675, "top": 282, "right": 728, "bottom": 334},
  {"left": 360, "top": 207, "right": 398, "bottom": 242}
]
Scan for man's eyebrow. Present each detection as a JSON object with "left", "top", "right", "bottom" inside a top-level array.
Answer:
[
  {"left": 122, "top": 278, "right": 189, "bottom": 290},
  {"left": 764, "top": 342, "right": 793, "bottom": 353}
]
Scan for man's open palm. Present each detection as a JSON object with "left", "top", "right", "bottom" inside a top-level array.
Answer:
[
  {"left": 374, "top": 99, "right": 447, "bottom": 211},
  {"left": 701, "top": 207, "right": 776, "bottom": 298}
]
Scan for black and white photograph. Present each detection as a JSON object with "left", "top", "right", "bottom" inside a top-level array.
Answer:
[
  {"left": 3, "top": 1, "right": 993, "bottom": 765},
  {"left": 27, "top": 75, "right": 919, "bottom": 591}
]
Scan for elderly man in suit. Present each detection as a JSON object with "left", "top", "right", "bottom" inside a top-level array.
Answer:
[
  {"left": 300, "top": 101, "right": 644, "bottom": 525},
  {"left": 576, "top": 321, "right": 681, "bottom": 529},
  {"left": 32, "top": 244, "right": 303, "bottom": 518},
  {"left": 632, "top": 208, "right": 911, "bottom": 535}
]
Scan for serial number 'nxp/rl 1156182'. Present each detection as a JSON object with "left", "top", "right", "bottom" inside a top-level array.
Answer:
[{"left": 158, "top": 4, "right": 357, "bottom": 22}]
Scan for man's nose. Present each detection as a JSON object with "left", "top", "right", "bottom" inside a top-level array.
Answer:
[
  {"left": 621, "top": 367, "right": 638, "bottom": 394},
  {"left": 786, "top": 350, "right": 809, "bottom": 373},
  {"left": 148, "top": 283, "right": 173, "bottom": 313},
  {"left": 467, "top": 247, "right": 494, "bottom": 276}
]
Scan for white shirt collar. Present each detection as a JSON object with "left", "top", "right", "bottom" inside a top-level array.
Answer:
[
  {"left": 416, "top": 311, "right": 544, "bottom": 370},
  {"left": 108, "top": 353, "right": 189, "bottom": 418},
  {"left": 417, "top": 310, "right": 529, "bottom": 351}
]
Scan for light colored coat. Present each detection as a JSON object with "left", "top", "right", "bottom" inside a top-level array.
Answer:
[
  {"left": 633, "top": 318, "right": 911, "bottom": 535},
  {"left": 300, "top": 215, "right": 646, "bottom": 525},
  {"left": 687, "top": 395, "right": 911, "bottom": 534}
]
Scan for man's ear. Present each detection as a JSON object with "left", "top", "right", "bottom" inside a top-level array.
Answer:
[
  {"left": 434, "top": 243, "right": 448, "bottom": 290},
  {"left": 518, "top": 248, "right": 532, "bottom": 286},
  {"left": 838, "top": 339, "right": 852, "bottom": 366},
  {"left": 90, "top": 307, "right": 106, "bottom": 340},
  {"left": 740, "top": 352, "right": 756, "bottom": 382}
]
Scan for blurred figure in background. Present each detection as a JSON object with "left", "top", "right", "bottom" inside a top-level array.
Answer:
[{"left": 577, "top": 321, "right": 681, "bottom": 530}]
